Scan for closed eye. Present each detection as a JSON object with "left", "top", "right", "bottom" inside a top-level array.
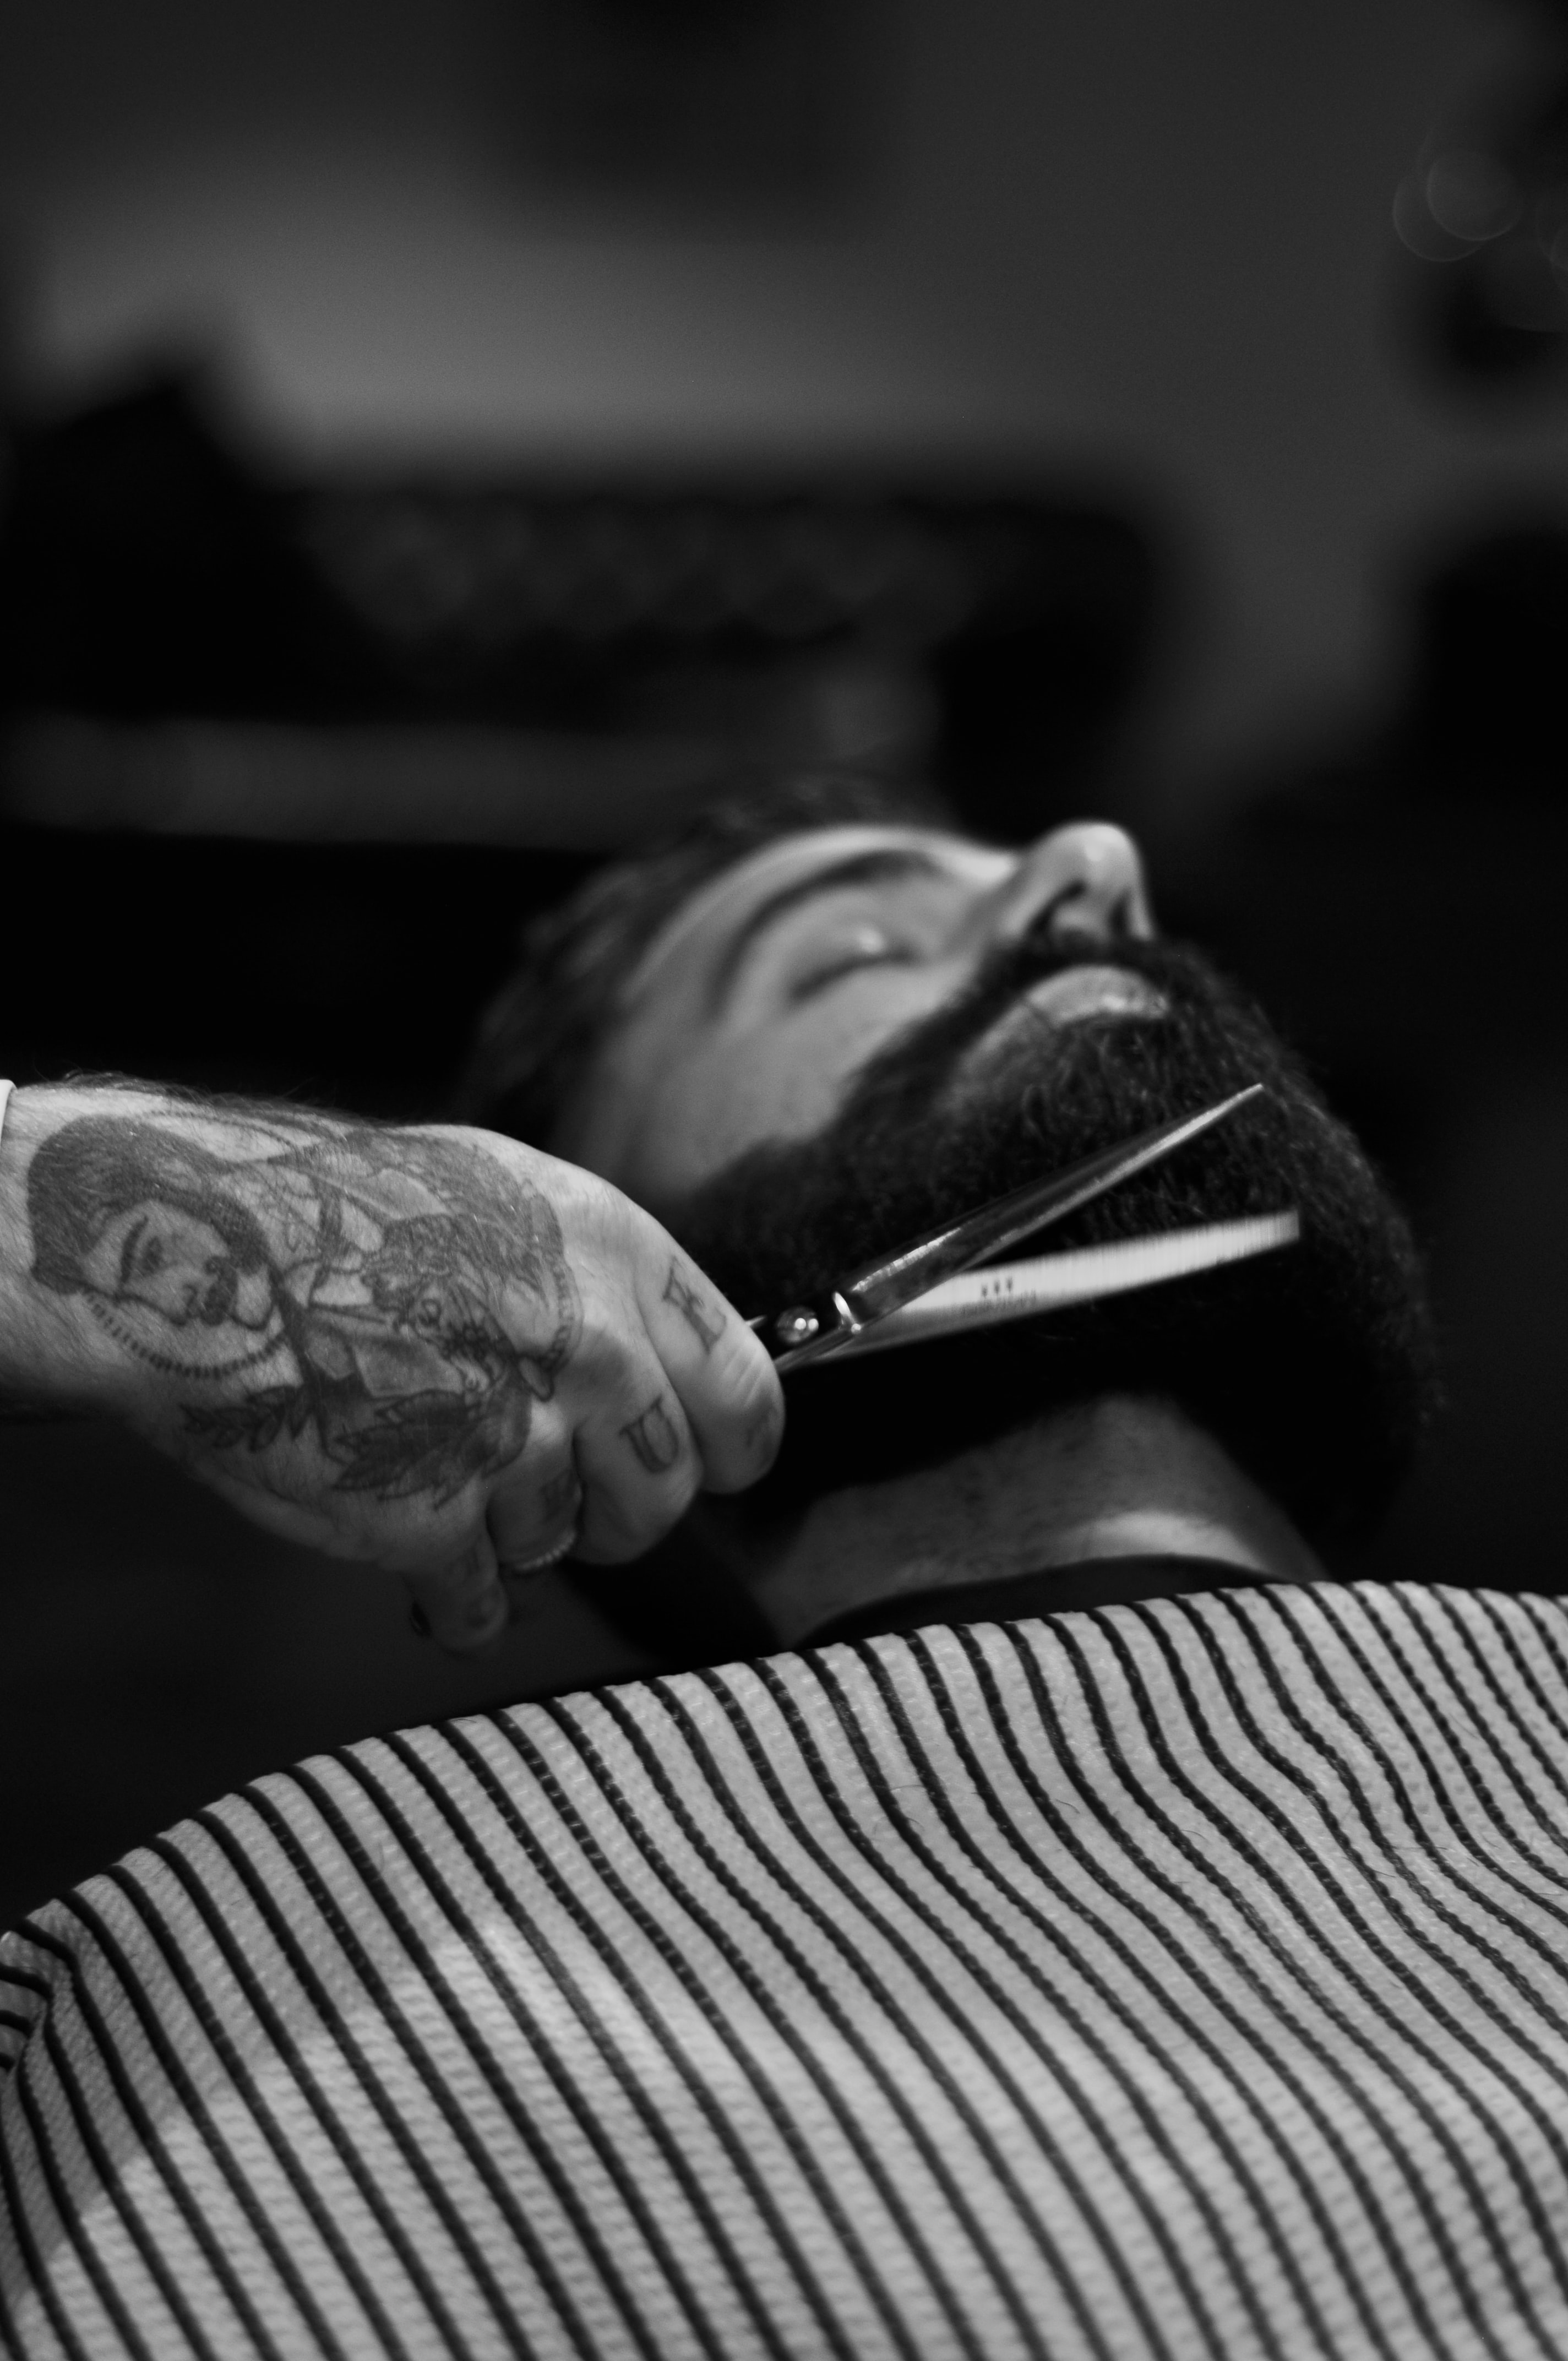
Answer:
[{"left": 787, "top": 944, "right": 920, "bottom": 1005}]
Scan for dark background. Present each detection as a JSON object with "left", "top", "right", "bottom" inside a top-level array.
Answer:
[{"left": 3, "top": 0, "right": 1568, "bottom": 1927}]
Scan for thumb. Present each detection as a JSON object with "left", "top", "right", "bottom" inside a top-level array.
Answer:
[{"left": 404, "top": 1532, "right": 509, "bottom": 1655}]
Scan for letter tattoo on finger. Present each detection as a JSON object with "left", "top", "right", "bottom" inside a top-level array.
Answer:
[
  {"left": 662, "top": 1259, "right": 725, "bottom": 1354},
  {"left": 620, "top": 1392, "right": 683, "bottom": 1475}
]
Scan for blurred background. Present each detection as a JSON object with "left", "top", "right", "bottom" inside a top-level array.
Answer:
[{"left": 3, "top": 0, "right": 1568, "bottom": 1924}]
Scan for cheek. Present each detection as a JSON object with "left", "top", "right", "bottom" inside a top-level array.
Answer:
[
  {"left": 634, "top": 1059, "right": 784, "bottom": 1194},
  {"left": 755, "top": 972, "right": 958, "bottom": 1131},
  {"left": 584, "top": 969, "right": 959, "bottom": 1204},
  {"left": 643, "top": 998, "right": 937, "bottom": 1192},
  {"left": 577, "top": 1041, "right": 807, "bottom": 1205}
]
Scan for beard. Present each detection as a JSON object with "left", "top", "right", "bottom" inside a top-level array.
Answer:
[{"left": 674, "top": 936, "right": 1441, "bottom": 1551}]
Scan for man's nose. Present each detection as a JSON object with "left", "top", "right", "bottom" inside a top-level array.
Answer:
[{"left": 976, "top": 822, "right": 1155, "bottom": 955}]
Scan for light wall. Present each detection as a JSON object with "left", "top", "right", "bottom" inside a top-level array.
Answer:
[{"left": 4, "top": 0, "right": 1567, "bottom": 771}]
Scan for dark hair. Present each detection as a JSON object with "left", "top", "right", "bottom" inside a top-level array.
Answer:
[
  {"left": 454, "top": 769, "right": 951, "bottom": 1147},
  {"left": 29, "top": 1117, "right": 274, "bottom": 1294}
]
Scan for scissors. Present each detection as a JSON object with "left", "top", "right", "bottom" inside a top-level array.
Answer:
[{"left": 748, "top": 1081, "right": 1299, "bottom": 1375}]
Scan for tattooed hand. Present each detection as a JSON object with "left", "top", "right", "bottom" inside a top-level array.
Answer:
[{"left": 0, "top": 1083, "right": 783, "bottom": 1651}]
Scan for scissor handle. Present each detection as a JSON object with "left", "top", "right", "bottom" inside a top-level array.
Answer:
[{"left": 749, "top": 1291, "right": 859, "bottom": 1368}]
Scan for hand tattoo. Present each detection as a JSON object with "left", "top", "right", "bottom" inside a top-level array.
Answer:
[
  {"left": 662, "top": 1258, "right": 725, "bottom": 1354},
  {"left": 620, "top": 1392, "right": 682, "bottom": 1474},
  {"left": 26, "top": 1109, "right": 580, "bottom": 1507}
]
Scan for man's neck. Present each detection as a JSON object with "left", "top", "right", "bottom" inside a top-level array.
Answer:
[{"left": 731, "top": 1394, "right": 1324, "bottom": 1649}]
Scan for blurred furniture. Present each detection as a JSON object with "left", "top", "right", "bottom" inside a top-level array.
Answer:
[
  {"left": 1, "top": 370, "right": 1162, "bottom": 856},
  {"left": 0, "top": 366, "right": 1166, "bottom": 1106}
]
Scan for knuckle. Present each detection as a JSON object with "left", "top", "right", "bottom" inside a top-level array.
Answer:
[
  {"left": 700, "top": 1372, "right": 783, "bottom": 1491},
  {"left": 569, "top": 1299, "right": 635, "bottom": 1390}
]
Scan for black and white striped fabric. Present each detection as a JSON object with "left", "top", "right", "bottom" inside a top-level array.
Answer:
[{"left": 8, "top": 1578, "right": 1568, "bottom": 2359}]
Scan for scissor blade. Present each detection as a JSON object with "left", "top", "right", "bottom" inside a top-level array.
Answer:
[
  {"left": 840, "top": 1081, "right": 1267, "bottom": 1329},
  {"left": 804, "top": 1210, "right": 1300, "bottom": 1366},
  {"left": 763, "top": 1080, "right": 1270, "bottom": 1374}
]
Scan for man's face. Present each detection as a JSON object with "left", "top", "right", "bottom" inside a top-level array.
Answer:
[
  {"left": 554, "top": 819, "right": 1162, "bottom": 1212},
  {"left": 533, "top": 800, "right": 1435, "bottom": 1547}
]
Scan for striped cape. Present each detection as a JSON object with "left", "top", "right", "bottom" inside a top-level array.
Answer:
[{"left": 7, "top": 1579, "right": 1568, "bottom": 2359}]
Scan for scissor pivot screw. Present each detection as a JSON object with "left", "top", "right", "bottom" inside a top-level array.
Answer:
[{"left": 775, "top": 1306, "right": 820, "bottom": 1348}]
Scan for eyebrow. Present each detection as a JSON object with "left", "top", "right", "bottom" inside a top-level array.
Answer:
[{"left": 705, "top": 846, "right": 955, "bottom": 1014}]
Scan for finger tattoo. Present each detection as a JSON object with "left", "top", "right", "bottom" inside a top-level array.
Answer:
[
  {"left": 662, "top": 1259, "right": 725, "bottom": 1354},
  {"left": 620, "top": 1392, "right": 683, "bottom": 1474}
]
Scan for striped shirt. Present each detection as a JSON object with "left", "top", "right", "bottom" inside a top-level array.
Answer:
[{"left": 6, "top": 1577, "right": 1568, "bottom": 2360}]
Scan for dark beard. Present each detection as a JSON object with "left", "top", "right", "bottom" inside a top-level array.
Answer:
[{"left": 674, "top": 938, "right": 1440, "bottom": 1549}]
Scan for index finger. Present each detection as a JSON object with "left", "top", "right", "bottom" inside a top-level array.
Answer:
[{"left": 639, "top": 1246, "right": 783, "bottom": 1494}]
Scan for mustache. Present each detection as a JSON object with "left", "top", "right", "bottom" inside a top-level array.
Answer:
[{"left": 835, "top": 933, "right": 1224, "bottom": 1140}]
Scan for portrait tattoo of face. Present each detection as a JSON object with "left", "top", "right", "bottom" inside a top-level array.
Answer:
[{"left": 26, "top": 1111, "right": 581, "bottom": 1505}]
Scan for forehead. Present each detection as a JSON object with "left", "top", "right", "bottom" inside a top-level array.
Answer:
[{"left": 622, "top": 822, "right": 1010, "bottom": 1013}]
